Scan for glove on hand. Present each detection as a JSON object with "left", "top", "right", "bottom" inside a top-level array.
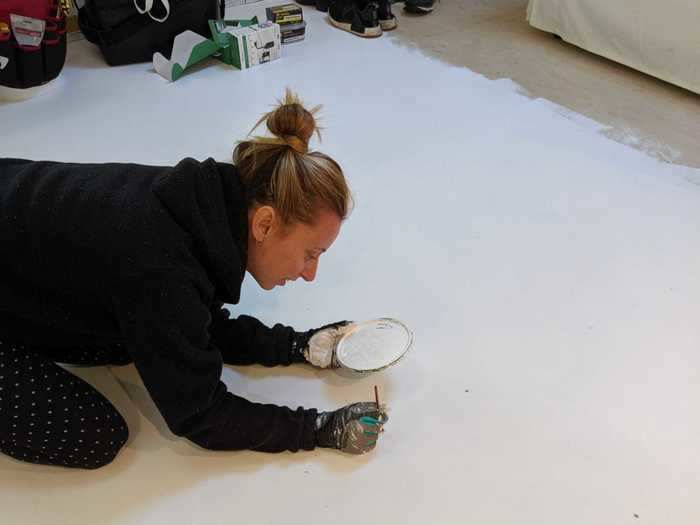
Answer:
[
  {"left": 315, "top": 402, "right": 388, "bottom": 455},
  {"left": 291, "top": 321, "right": 355, "bottom": 368}
]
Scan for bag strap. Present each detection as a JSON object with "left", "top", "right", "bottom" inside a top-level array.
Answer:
[
  {"left": 134, "top": 0, "right": 225, "bottom": 23},
  {"left": 80, "top": 0, "right": 225, "bottom": 46},
  {"left": 133, "top": 0, "right": 171, "bottom": 23}
]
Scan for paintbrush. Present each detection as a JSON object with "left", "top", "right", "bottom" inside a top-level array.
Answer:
[{"left": 374, "top": 385, "right": 385, "bottom": 432}]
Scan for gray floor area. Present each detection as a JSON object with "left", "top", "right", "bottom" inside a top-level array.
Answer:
[{"left": 388, "top": 0, "right": 700, "bottom": 168}]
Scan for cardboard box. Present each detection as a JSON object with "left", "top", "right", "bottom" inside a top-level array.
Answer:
[
  {"left": 282, "top": 33, "right": 305, "bottom": 43},
  {"left": 280, "top": 21, "right": 306, "bottom": 43},
  {"left": 208, "top": 17, "right": 259, "bottom": 66},
  {"left": 274, "top": 14, "right": 303, "bottom": 25},
  {"left": 224, "top": 22, "right": 281, "bottom": 69},
  {"left": 266, "top": 4, "right": 303, "bottom": 24}
]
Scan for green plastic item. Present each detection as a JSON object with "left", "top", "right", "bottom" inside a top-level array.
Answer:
[
  {"left": 169, "top": 39, "right": 221, "bottom": 81},
  {"left": 153, "top": 17, "right": 259, "bottom": 82}
]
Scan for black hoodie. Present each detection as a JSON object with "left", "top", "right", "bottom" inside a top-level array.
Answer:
[{"left": 0, "top": 157, "right": 317, "bottom": 452}]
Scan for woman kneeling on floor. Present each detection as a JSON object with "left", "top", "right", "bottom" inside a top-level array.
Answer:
[{"left": 0, "top": 90, "right": 387, "bottom": 470}]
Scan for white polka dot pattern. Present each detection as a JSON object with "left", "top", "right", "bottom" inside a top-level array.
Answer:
[{"left": 0, "top": 342, "right": 129, "bottom": 470}]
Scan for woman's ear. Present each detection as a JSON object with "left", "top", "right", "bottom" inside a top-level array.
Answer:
[{"left": 251, "top": 206, "right": 276, "bottom": 243}]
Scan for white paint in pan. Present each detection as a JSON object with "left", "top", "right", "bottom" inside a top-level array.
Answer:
[{"left": 336, "top": 318, "right": 413, "bottom": 372}]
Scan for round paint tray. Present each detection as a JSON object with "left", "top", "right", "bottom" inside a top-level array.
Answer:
[{"left": 336, "top": 318, "right": 413, "bottom": 372}]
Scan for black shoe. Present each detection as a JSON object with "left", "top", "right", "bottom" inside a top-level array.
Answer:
[
  {"left": 377, "top": 0, "right": 397, "bottom": 30},
  {"left": 329, "top": 0, "right": 382, "bottom": 38},
  {"left": 404, "top": 0, "right": 435, "bottom": 14}
]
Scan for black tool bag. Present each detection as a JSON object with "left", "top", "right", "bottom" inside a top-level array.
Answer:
[
  {"left": 0, "top": 0, "right": 67, "bottom": 89},
  {"left": 77, "top": 0, "right": 224, "bottom": 66}
]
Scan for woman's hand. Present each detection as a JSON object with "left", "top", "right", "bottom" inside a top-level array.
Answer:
[
  {"left": 315, "top": 402, "right": 388, "bottom": 454},
  {"left": 292, "top": 321, "right": 355, "bottom": 368}
]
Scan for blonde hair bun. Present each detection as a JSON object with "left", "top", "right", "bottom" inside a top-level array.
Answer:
[
  {"left": 253, "top": 88, "right": 321, "bottom": 154},
  {"left": 233, "top": 89, "right": 353, "bottom": 224}
]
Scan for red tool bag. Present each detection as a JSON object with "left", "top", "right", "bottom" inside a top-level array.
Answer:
[{"left": 0, "top": 0, "right": 67, "bottom": 89}]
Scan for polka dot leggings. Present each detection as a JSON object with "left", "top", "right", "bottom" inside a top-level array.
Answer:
[{"left": 0, "top": 341, "right": 130, "bottom": 470}]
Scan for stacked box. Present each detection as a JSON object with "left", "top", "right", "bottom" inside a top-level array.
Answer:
[
  {"left": 266, "top": 4, "right": 302, "bottom": 25},
  {"left": 278, "top": 21, "right": 306, "bottom": 43},
  {"left": 266, "top": 3, "right": 307, "bottom": 44}
]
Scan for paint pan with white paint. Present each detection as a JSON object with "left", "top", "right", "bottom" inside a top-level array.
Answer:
[{"left": 336, "top": 318, "right": 413, "bottom": 372}]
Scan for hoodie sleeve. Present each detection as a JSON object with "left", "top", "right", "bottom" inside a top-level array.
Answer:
[
  {"left": 112, "top": 275, "right": 317, "bottom": 452},
  {"left": 209, "top": 303, "right": 305, "bottom": 367}
]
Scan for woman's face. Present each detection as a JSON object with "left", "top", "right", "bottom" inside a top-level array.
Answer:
[{"left": 246, "top": 206, "right": 342, "bottom": 290}]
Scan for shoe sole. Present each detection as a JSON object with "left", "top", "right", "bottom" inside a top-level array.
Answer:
[
  {"left": 329, "top": 16, "right": 383, "bottom": 37},
  {"left": 404, "top": 4, "right": 434, "bottom": 13},
  {"left": 379, "top": 17, "right": 397, "bottom": 30}
]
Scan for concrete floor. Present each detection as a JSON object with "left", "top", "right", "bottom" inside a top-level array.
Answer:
[
  {"left": 1, "top": 1, "right": 700, "bottom": 524},
  {"left": 389, "top": 0, "right": 700, "bottom": 168}
]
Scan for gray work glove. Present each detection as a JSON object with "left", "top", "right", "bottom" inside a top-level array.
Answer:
[
  {"left": 315, "top": 402, "right": 389, "bottom": 454},
  {"left": 291, "top": 321, "right": 355, "bottom": 368}
]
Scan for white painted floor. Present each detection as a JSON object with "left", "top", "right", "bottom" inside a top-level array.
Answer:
[{"left": 2, "top": 3, "right": 700, "bottom": 524}]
